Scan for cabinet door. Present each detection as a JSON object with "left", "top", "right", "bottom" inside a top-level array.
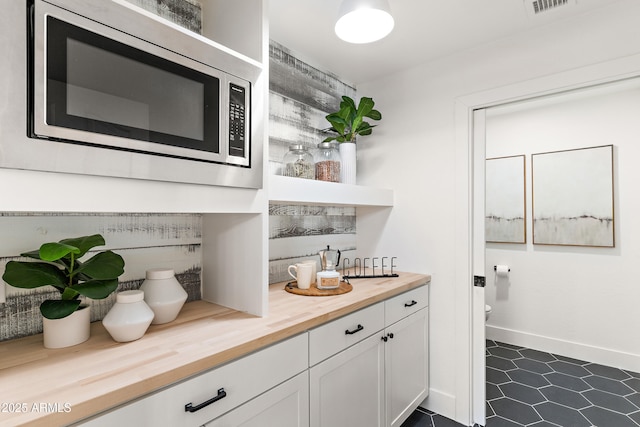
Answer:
[
  {"left": 205, "top": 372, "right": 309, "bottom": 427},
  {"left": 385, "top": 308, "right": 429, "bottom": 427},
  {"left": 309, "top": 333, "right": 385, "bottom": 427}
]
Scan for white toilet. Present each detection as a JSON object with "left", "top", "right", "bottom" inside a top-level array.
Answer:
[{"left": 485, "top": 304, "right": 492, "bottom": 320}]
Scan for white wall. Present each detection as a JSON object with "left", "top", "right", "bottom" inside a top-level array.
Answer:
[
  {"left": 484, "top": 79, "right": 640, "bottom": 372},
  {"left": 355, "top": 0, "right": 640, "bottom": 423}
]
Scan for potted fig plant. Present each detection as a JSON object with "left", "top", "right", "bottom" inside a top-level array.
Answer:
[
  {"left": 323, "top": 95, "right": 382, "bottom": 184},
  {"left": 2, "top": 234, "right": 125, "bottom": 348}
]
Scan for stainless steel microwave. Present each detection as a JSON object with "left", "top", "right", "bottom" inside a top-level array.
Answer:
[{"left": 16, "top": 0, "right": 262, "bottom": 188}]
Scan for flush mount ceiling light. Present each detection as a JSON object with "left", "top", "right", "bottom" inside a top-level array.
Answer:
[{"left": 335, "top": 0, "right": 395, "bottom": 44}]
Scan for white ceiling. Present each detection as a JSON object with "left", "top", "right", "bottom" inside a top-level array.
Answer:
[{"left": 269, "top": 0, "right": 623, "bottom": 85}]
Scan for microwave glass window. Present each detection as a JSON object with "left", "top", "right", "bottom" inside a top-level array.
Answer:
[
  {"left": 46, "top": 16, "right": 219, "bottom": 154},
  {"left": 66, "top": 39, "right": 205, "bottom": 141}
]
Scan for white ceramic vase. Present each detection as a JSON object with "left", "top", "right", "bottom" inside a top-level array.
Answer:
[
  {"left": 339, "top": 142, "right": 356, "bottom": 184},
  {"left": 140, "top": 268, "right": 188, "bottom": 324},
  {"left": 42, "top": 305, "right": 91, "bottom": 349},
  {"left": 102, "top": 290, "right": 155, "bottom": 342}
]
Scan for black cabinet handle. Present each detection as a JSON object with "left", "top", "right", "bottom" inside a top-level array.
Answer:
[
  {"left": 387, "top": 333, "right": 394, "bottom": 339},
  {"left": 345, "top": 324, "right": 364, "bottom": 335},
  {"left": 404, "top": 300, "right": 418, "bottom": 307},
  {"left": 381, "top": 335, "right": 388, "bottom": 342},
  {"left": 184, "top": 388, "right": 227, "bottom": 413}
]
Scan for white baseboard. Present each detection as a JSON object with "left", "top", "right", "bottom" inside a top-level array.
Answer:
[
  {"left": 486, "top": 325, "right": 640, "bottom": 373},
  {"left": 421, "top": 388, "right": 459, "bottom": 425}
]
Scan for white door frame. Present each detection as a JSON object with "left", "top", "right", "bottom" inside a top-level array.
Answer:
[
  {"left": 471, "top": 109, "right": 487, "bottom": 426},
  {"left": 453, "top": 53, "right": 640, "bottom": 426}
]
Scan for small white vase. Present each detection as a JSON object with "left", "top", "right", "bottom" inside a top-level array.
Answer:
[
  {"left": 102, "top": 290, "right": 155, "bottom": 343},
  {"left": 339, "top": 142, "right": 356, "bottom": 184},
  {"left": 42, "top": 305, "right": 91, "bottom": 349},
  {"left": 140, "top": 268, "right": 188, "bottom": 324}
]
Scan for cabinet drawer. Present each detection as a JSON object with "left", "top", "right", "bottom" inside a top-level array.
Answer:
[
  {"left": 309, "top": 302, "right": 384, "bottom": 366},
  {"left": 385, "top": 285, "right": 428, "bottom": 326},
  {"left": 205, "top": 371, "right": 309, "bottom": 427},
  {"left": 77, "top": 333, "right": 308, "bottom": 427}
]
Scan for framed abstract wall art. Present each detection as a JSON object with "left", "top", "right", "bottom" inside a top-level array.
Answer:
[
  {"left": 531, "top": 145, "right": 614, "bottom": 247},
  {"left": 485, "top": 155, "right": 526, "bottom": 244}
]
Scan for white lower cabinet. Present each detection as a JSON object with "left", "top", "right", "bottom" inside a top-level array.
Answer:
[
  {"left": 384, "top": 308, "right": 429, "bottom": 427},
  {"left": 77, "top": 285, "right": 429, "bottom": 427},
  {"left": 310, "top": 333, "right": 385, "bottom": 427},
  {"left": 309, "top": 284, "right": 429, "bottom": 427},
  {"left": 205, "top": 371, "right": 309, "bottom": 427}
]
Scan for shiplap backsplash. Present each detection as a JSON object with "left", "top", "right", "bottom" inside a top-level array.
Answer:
[
  {"left": 0, "top": 213, "right": 201, "bottom": 341},
  {"left": 268, "top": 41, "right": 356, "bottom": 176},
  {"left": 268, "top": 41, "right": 357, "bottom": 284},
  {"left": 125, "top": 0, "right": 202, "bottom": 33},
  {"left": 268, "top": 205, "right": 356, "bottom": 284}
]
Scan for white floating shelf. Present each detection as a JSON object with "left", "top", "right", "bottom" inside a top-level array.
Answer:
[{"left": 268, "top": 175, "right": 393, "bottom": 207}]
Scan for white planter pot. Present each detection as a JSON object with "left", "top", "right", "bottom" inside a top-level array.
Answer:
[
  {"left": 338, "top": 142, "right": 356, "bottom": 184},
  {"left": 42, "top": 305, "right": 91, "bottom": 349}
]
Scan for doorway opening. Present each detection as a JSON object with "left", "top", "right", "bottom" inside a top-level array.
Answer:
[
  {"left": 481, "top": 77, "right": 640, "bottom": 426},
  {"left": 456, "top": 53, "right": 640, "bottom": 427}
]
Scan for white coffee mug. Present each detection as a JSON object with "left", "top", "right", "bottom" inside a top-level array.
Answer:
[
  {"left": 288, "top": 263, "right": 313, "bottom": 290},
  {"left": 300, "top": 260, "right": 317, "bottom": 284}
]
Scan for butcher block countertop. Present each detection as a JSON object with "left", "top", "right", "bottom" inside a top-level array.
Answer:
[{"left": 0, "top": 272, "right": 430, "bottom": 427}]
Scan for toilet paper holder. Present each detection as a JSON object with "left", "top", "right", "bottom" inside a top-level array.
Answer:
[{"left": 494, "top": 265, "right": 510, "bottom": 272}]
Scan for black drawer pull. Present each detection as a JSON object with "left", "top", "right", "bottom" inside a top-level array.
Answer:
[
  {"left": 345, "top": 324, "right": 364, "bottom": 335},
  {"left": 184, "top": 388, "right": 227, "bottom": 413},
  {"left": 404, "top": 300, "right": 418, "bottom": 308}
]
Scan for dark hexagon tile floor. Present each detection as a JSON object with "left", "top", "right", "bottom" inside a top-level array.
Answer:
[
  {"left": 400, "top": 407, "right": 465, "bottom": 427},
  {"left": 402, "top": 341, "right": 640, "bottom": 427},
  {"left": 485, "top": 340, "right": 640, "bottom": 427}
]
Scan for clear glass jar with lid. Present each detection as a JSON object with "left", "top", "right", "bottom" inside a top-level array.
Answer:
[
  {"left": 314, "top": 142, "right": 341, "bottom": 182},
  {"left": 282, "top": 144, "right": 314, "bottom": 179}
]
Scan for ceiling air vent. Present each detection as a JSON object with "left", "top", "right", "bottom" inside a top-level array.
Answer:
[{"left": 524, "top": 0, "right": 576, "bottom": 16}]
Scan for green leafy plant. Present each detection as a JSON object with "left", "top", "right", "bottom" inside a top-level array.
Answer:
[
  {"left": 2, "top": 234, "right": 125, "bottom": 319},
  {"left": 323, "top": 96, "right": 382, "bottom": 143}
]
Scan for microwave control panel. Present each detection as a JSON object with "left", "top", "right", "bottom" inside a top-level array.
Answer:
[{"left": 228, "top": 83, "right": 247, "bottom": 159}]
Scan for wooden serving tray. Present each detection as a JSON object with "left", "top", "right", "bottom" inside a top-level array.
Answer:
[{"left": 285, "top": 281, "right": 353, "bottom": 296}]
